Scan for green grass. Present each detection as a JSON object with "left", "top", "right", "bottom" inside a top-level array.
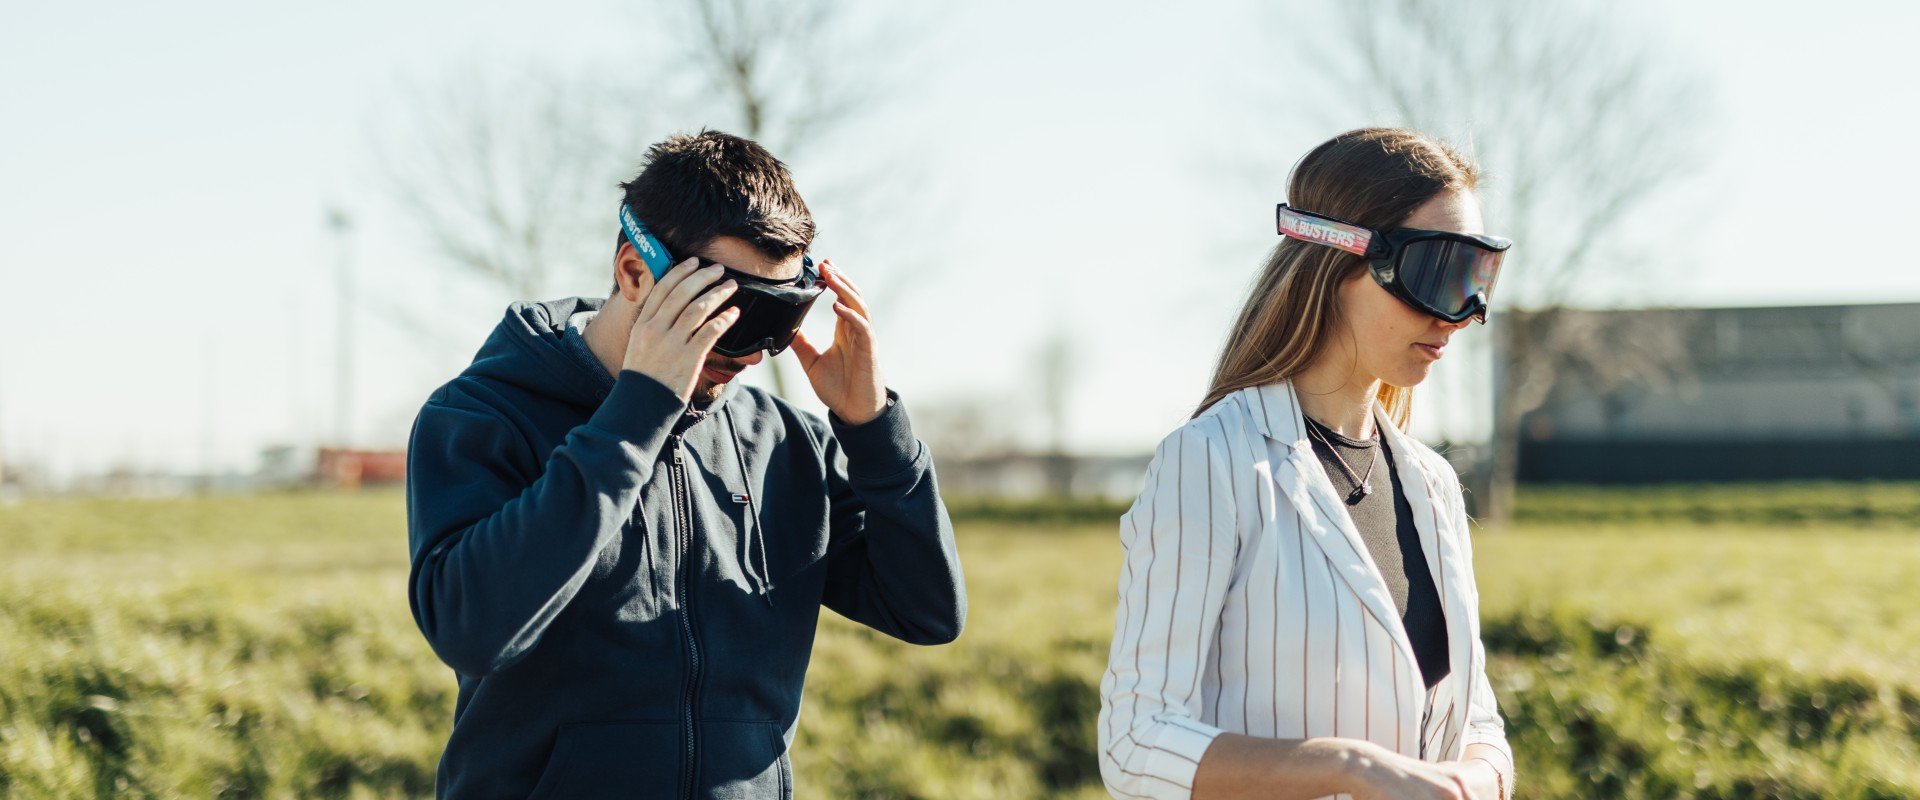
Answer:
[
  {"left": 1511, "top": 482, "right": 1920, "bottom": 528},
  {"left": 1, "top": 488, "right": 1917, "bottom": 798}
]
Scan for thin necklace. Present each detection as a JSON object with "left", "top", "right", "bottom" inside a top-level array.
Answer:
[{"left": 1304, "top": 416, "right": 1379, "bottom": 504}]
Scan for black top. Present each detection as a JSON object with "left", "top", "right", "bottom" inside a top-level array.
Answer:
[{"left": 1303, "top": 415, "right": 1451, "bottom": 690}]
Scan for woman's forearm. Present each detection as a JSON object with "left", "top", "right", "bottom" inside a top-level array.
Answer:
[{"left": 1191, "top": 734, "right": 1374, "bottom": 800}]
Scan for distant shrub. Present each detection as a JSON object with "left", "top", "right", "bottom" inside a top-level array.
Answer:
[
  {"left": 945, "top": 496, "right": 1131, "bottom": 527},
  {"left": 1483, "top": 609, "right": 1920, "bottom": 799},
  {"left": 950, "top": 482, "right": 1920, "bottom": 529},
  {"left": 1514, "top": 482, "right": 1920, "bottom": 527}
]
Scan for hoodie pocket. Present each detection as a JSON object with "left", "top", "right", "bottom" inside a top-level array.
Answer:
[
  {"left": 525, "top": 720, "right": 680, "bottom": 800},
  {"left": 698, "top": 720, "right": 790, "bottom": 800}
]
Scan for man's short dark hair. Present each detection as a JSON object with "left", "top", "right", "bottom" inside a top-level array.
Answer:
[{"left": 617, "top": 130, "right": 815, "bottom": 265}]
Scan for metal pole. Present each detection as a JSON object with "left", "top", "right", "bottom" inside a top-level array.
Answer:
[{"left": 328, "top": 207, "right": 355, "bottom": 450}]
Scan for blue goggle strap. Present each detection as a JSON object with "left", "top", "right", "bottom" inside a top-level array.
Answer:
[{"left": 618, "top": 205, "right": 677, "bottom": 281}]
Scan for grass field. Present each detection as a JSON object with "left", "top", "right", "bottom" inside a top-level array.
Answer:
[{"left": 2, "top": 487, "right": 1918, "bottom": 798}]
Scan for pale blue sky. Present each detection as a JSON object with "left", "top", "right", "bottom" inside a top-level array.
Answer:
[{"left": 2, "top": 0, "right": 1916, "bottom": 479}]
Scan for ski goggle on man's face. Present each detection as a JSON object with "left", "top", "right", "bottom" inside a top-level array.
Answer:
[
  {"left": 620, "top": 206, "right": 824, "bottom": 357},
  {"left": 1276, "top": 203, "right": 1512, "bottom": 324}
]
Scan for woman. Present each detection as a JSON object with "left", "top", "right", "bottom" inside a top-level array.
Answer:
[{"left": 1099, "top": 128, "right": 1516, "bottom": 800}]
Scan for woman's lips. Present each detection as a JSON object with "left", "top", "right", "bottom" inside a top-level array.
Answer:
[{"left": 1414, "top": 342, "right": 1445, "bottom": 360}]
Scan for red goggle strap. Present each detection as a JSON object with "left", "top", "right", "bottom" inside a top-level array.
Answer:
[{"left": 1276, "top": 205, "right": 1373, "bottom": 257}]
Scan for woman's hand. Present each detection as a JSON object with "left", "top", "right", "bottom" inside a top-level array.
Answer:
[
  {"left": 1450, "top": 756, "right": 1503, "bottom": 800},
  {"left": 1346, "top": 741, "right": 1489, "bottom": 800}
]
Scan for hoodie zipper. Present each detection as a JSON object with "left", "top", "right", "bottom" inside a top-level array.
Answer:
[{"left": 669, "top": 433, "right": 701, "bottom": 799}]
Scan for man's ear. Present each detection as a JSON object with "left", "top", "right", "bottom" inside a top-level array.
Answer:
[{"left": 613, "top": 241, "right": 658, "bottom": 303}]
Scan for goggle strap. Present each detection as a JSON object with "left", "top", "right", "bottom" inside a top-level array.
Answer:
[
  {"left": 1276, "top": 205, "right": 1373, "bottom": 257},
  {"left": 618, "top": 205, "right": 677, "bottom": 280}
]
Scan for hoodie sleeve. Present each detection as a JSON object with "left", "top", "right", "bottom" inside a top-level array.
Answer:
[
  {"left": 816, "top": 389, "right": 967, "bottom": 645},
  {"left": 404, "top": 370, "right": 685, "bottom": 676}
]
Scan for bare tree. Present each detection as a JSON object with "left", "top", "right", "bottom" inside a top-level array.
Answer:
[
  {"left": 665, "top": 0, "right": 888, "bottom": 160},
  {"left": 374, "top": 1, "right": 927, "bottom": 400},
  {"left": 373, "top": 66, "right": 649, "bottom": 302},
  {"left": 652, "top": 0, "right": 928, "bottom": 396},
  {"left": 1036, "top": 328, "right": 1077, "bottom": 496},
  {"left": 1286, "top": 0, "right": 1717, "bottom": 523}
]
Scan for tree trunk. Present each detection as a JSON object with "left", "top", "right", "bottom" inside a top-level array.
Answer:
[
  {"left": 766, "top": 356, "right": 791, "bottom": 398},
  {"left": 1484, "top": 403, "right": 1525, "bottom": 529}
]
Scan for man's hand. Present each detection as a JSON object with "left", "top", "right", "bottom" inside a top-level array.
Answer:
[
  {"left": 621, "top": 259, "right": 740, "bottom": 403},
  {"left": 791, "top": 260, "right": 886, "bottom": 425}
]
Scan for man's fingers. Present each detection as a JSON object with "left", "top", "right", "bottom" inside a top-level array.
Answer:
[
  {"left": 671, "top": 279, "right": 738, "bottom": 336},
  {"left": 649, "top": 263, "right": 726, "bottom": 330},
  {"left": 832, "top": 302, "right": 872, "bottom": 336},
  {"left": 638, "top": 257, "right": 704, "bottom": 321},
  {"left": 822, "top": 262, "right": 870, "bottom": 318},
  {"left": 829, "top": 275, "right": 868, "bottom": 318},
  {"left": 690, "top": 306, "right": 742, "bottom": 348},
  {"left": 822, "top": 259, "right": 858, "bottom": 291},
  {"left": 831, "top": 303, "right": 875, "bottom": 350}
]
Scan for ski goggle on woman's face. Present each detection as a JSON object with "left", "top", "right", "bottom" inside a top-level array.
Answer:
[{"left": 1276, "top": 204, "right": 1512, "bottom": 324}]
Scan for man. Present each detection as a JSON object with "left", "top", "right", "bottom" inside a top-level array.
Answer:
[{"left": 404, "top": 130, "right": 966, "bottom": 799}]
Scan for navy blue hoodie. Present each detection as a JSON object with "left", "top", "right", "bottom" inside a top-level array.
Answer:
[{"left": 404, "top": 297, "right": 966, "bottom": 799}]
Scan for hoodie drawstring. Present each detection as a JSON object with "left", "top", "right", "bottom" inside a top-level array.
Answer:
[{"left": 724, "top": 403, "right": 775, "bottom": 605}]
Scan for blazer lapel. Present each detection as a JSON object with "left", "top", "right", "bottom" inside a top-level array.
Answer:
[
  {"left": 1376, "top": 407, "right": 1476, "bottom": 757},
  {"left": 1244, "top": 382, "right": 1417, "bottom": 670}
]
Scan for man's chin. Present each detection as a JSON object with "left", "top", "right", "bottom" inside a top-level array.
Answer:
[{"left": 692, "top": 380, "right": 726, "bottom": 406}]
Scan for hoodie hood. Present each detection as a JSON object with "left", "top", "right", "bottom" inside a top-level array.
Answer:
[
  {"left": 462, "top": 297, "right": 612, "bottom": 412},
  {"left": 462, "top": 296, "right": 743, "bottom": 416}
]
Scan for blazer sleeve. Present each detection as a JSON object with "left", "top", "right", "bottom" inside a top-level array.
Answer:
[
  {"left": 1098, "top": 420, "right": 1240, "bottom": 800},
  {"left": 1437, "top": 453, "right": 1515, "bottom": 773},
  {"left": 1462, "top": 635, "right": 1514, "bottom": 768}
]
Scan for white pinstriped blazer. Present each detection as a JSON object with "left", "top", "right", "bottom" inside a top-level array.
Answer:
[{"left": 1098, "top": 381, "right": 1511, "bottom": 800}]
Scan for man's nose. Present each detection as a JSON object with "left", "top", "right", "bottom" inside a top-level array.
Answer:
[
  {"left": 735, "top": 350, "right": 766, "bottom": 367},
  {"left": 1438, "top": 316, "right": 1471, "bottom": 332}
]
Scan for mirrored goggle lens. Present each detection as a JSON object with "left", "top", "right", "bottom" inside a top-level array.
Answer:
[
  {"left": 712, "top": 285, "right": 821, "bottom": 356},
  {"left": 1397, "top": 238, "right": 1504, "bottom": 317}
]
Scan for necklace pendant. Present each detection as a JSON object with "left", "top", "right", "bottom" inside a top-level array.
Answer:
[{"left": 1347, "top": 483, "right": 1371, "bottom": 504}]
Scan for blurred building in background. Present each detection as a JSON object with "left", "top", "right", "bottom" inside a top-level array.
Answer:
[
  {"left": 934, "top": 452, "right": 1151, "bottom": 500},
  {"left": 1518, "top": 302, "right": 1920, "bottom": 482},
  {"left": 314, "top": 447, "right": 407, "bottom": 489}
]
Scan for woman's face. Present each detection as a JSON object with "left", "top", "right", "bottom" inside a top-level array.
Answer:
[{"left": 1334, "top": 188, "right": 1483, "bottom": 389}]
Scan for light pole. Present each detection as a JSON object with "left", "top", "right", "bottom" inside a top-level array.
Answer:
[{"left": 327, "top": 207, "right": 355, "bottom": 451}]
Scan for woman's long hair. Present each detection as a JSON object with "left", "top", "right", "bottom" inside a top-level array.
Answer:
[{"left": 1195, "top": 128, "right": 1482, "bottom": 424}]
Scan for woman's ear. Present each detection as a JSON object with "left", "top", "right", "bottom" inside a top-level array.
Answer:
[{"left": 613, "top": 241, "right": 657, "bottom": 303}]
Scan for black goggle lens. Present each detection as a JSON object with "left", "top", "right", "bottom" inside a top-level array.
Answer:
[
  {"left": 709, "top": 259, "right": 823, "bottom": 357},
  {"left": 1396, "top": 238, "right": 1505, "bottom": 320}
]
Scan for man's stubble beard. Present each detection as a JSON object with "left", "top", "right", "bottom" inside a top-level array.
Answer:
[{"left": 691, "top": 355, "right": 753, "bottom": 406}]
